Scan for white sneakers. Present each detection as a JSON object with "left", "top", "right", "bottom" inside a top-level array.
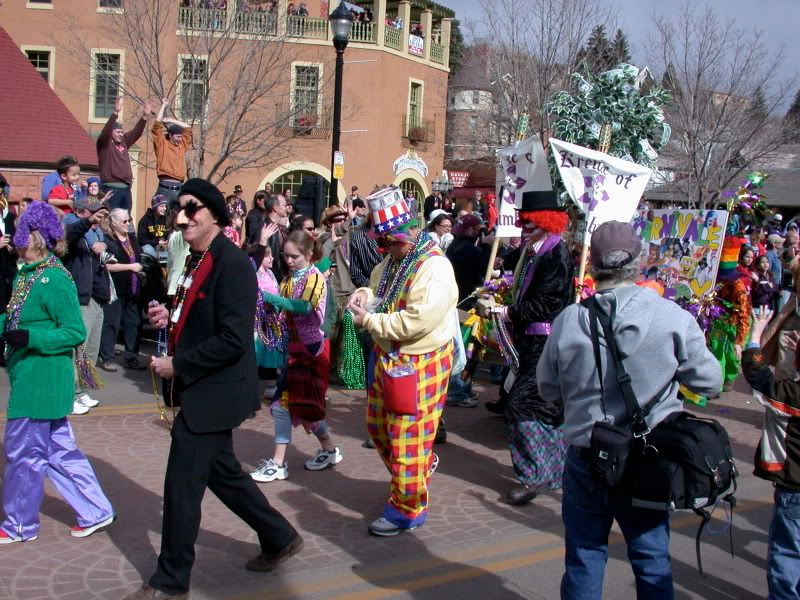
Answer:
[
  {"left": 251, "top": 459, "right": 288, "bottom": 482},
  {"left": 251, "top": 448, "right": 344, "bottom": 483},
  {"left": 304, "top": 447, "right": 343, "bottom": 471},
  {"left": 72, "top": 394, "right": 99, "bottom": 415}
]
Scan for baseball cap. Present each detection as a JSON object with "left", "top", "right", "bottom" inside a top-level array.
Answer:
[
  {"left": 590, "top": 221, "right": 642, "bottom": 268},
  {"left": 75, "top": 196, "right": 106, "bottom": 213}
]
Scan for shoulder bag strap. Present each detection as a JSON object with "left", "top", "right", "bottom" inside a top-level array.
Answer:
[
  {"left": 585, "top": 297, "right": 607, "bottom": 417},
  {"left": 588, "top": 294, "right": 649, "bottom": 437}
]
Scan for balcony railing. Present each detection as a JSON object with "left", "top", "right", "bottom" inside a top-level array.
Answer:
[
  {"left": 235, "top": 11, "right": 277, "bottom": 35},
  {"left": 178, "top": 6, "right": 227, "bottom": 32},
  {"left": 287, "top": 15, "right": 328, "bottom": 39},
  {"left": 402, "top": 115, "right": 435, "bottom": 143},
  {"left": 275, "top": 104, "right": 332, "bottom": 139},
  {"left": 384, "top": 26, "right": 402, "bottom": 50},
  {"left": 430, "top": 41, "right": 445, "bottom": 64},
  {"left": 350, "top": 20, "right": 376, "bottom": 43}
]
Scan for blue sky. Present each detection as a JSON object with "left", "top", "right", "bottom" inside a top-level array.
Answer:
[{"left": 449, "top": 0, "right": 799, "bottom": 108}]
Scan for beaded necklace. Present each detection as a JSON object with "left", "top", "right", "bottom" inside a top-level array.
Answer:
[
  {"left": 374, "top": 231, "right": 436, "bottom": 314},
  {"left": 170, "top": 245, "right": 211, "bottom": 325},
  {"left": 4, "top": 254, "right": 102, "bottom": 390},
  {"left": 5, "top": 255, "right": 61, "bottom": 341}
]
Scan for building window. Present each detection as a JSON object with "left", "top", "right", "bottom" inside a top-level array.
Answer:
[
  {"left": 292, "top": 65, "right": 320, "bottom": 126},
  {"left": 25, "top": 50, "right": 51, "bottom": 83},
  {"left": 99, "top": 0, "right": 123, "bottom": 6},
  {"left": 408, "top": 81, "right": 423, "bottom": 127},
  {"left": 26, "top": 0, "right": 53, "bottom": 7},
  {"left": 449, "top": 94, "right": 455, "bottom": 107},
  {"left": 469, "top": 115, "right": 479, "bottom": 128},
  {"left": 92, "top": 53, "right": 121, "bottom": 119},
  {"left": 179, "top": 57, "right": 208, "bottom": 121},
  {"left": 472, "top": 91, "right": 480, "bottom": 106}
]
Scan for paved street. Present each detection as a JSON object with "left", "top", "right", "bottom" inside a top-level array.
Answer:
[{"left": 0, "top": 345, "right": 772, "bottom": 599}]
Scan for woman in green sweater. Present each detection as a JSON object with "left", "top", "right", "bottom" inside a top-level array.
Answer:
[{"left": 0, "top": 202, "right": 115, "bottom": 544}]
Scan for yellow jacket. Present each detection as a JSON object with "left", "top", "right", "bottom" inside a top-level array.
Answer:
[{"left": 358, "top": 254, "right": 458, "bottom": 355}]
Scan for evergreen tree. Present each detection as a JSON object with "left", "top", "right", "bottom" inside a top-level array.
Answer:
[
  {"left": 748, "top": 87, "right": 769, "bottom": 122},
  {"left": 611, "top": 29, "right": 631, "bottom": 64},
  {"left": 783, "top": 88, "right": 800, "bottom": 142},
  {"left": 576, "top": 25, "right": 614, "bottom": 74},
  {"left": 661, "top": 63, "right": 682, "bottom": 103},
  {"left": 448, "top": 19, "right": 465, "bottom": 77}
]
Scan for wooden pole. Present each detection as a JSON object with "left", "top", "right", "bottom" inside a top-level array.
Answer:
[
  {"left": 484, "top": 235, "right": 501, "bottom": 282},
  {"left": 574, "top": 124, "right": 613, "bottom": 303}
]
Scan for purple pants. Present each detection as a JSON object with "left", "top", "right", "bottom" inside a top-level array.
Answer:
[{"left": 2, "top": 417, "right": 114, "bottom": 540}]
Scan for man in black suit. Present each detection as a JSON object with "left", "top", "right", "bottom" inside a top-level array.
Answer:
[{"left": 123, "top": 179, "right": 302, "bottom": 600}]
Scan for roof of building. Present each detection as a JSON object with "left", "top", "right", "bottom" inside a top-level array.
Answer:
[{"left": 0, "top": 27, "right": 98, "bottom": 169}]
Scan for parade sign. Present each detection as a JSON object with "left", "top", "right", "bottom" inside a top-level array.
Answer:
[
  {"left": 549, "top": 138, "right": 651, "bottom": 243},
  {"left": 632, "top": 209, "right": 729, "bottom": 299},
  {"left": 496, "top": 137, "right": 552, "bottom": 237},
  {"left": 408, "top": 34, "right": 424, "bottom": 56}
]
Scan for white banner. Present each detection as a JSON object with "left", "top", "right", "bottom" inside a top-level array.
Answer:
[
  {"left": 549, "top": 138, "right": 652, "bottom": 244},
  {"left": 496, "top": 137, "right": 552, "bottom": 237}
]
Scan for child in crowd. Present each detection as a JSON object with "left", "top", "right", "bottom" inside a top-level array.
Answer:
[
  {"left": 253, "top": 246, "right": 285, "bottom": 400},
  {"left": 251, "top": 231, "right": 342, "bottom": 483},
  {"left": 47, "top": 156, "right": 82, "bottom": 213},
  {"left": 753, "top": 254, "right": 780, "bottom": 311}
]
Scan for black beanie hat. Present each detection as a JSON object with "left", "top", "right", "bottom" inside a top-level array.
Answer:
[
  {"left": 179, "top": 178, "right": 231, "bottom": 227},
  {"left": 167, "top": 123, "right": 184, "bottom": 136}
]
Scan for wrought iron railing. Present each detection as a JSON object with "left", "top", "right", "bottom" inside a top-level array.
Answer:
[{"left": 402, "top": 114, "right": 435, "bottom": 143}]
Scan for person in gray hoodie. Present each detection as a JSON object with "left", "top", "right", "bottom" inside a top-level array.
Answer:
[{"left": 537, "top": 221, "right": 722, "bottom": 600}]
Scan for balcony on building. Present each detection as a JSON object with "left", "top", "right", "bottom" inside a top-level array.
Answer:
[
  {"left": 402, "top": 114, "right": 435, "bottom": 143},
  {"left": 176, "top": 0, "right": 453, "bottom": 68},
  {"left": 274, "top": 103, "right": 333, "bottom": 139}
]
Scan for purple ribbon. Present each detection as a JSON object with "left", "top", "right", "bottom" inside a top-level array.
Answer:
[{"left": 524, "top": 322, "right": 552, "bottom": 336}]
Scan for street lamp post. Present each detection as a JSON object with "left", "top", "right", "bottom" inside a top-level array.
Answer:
[{"left": 328, "top": 4, "right": 354, "bottom": 207}]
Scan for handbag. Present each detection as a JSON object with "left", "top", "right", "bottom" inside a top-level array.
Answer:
[
  {"left": 382, "top": 352, "right": 418, "bottom": 416},
  {"left": 286, "top": 341, "right": 327, "bottom": 422}
]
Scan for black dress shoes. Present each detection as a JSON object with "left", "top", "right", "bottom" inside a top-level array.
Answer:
[{"left": 506, "top": 483, "right": 548, "bottom": 506}]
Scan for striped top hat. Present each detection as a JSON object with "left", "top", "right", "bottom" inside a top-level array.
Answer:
[{"left": 367, "top": 186, "right": 417, "bottom": 237}]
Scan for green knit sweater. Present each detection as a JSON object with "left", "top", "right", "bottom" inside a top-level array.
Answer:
[{"left": 4, "top": 255, "right": 86, "bottom": 419}]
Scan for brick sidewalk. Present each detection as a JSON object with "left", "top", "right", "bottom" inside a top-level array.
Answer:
[{"left": 0, "top": 373, "right": 774, "bottom": 599}]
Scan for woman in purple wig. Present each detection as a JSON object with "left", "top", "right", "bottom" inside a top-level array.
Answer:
[{"left": 0, "top": 202, "right": 115, "bottom": 544}]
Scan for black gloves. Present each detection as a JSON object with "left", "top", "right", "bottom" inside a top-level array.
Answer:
[{"left": 3, "top": 329, "right": 29, "bottom": 349}]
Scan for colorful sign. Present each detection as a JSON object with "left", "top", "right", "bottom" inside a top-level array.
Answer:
[
  {"left": 496, "top": 137, "right": 553, "bottom": 237},
  {"left": 446, "top": 171, "right": 470, "bottom": 187},
  {"left": 549, "top": 138, "right": 652, "bottom": 244},
  {"left": 632, "top": 208, "right": 729, "bottom": 299},
  {"left": 408, "top": 34, "right": 424, "bottom": 56},
  {"left": 392, "top": 149, "right": 428, "bottom": 177}
]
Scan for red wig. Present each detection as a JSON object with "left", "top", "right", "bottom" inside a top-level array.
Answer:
[{"left": 518, "top": 210, "right": 569, "bottom": 234}]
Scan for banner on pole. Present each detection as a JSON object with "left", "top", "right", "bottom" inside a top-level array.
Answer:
[
  {"left": 632, "top": 208, "right": 729, "bottom": 299},
  {"left": 496, "top": 137, "right": 552, "bottom": 237},
  {"left": 549, "top": 138, "right": 652, "bottom": 244}
]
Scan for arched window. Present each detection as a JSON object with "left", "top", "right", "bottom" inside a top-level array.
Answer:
[{"left": 272, "top": 170, "right": 320, "bottom": 203}]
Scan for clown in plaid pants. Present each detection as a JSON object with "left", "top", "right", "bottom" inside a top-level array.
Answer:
[{"left": 366, "top": 343, "right": 453, "bottom": 529}]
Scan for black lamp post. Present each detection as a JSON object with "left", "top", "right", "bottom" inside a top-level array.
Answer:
[{"left": 328, "top": 3, "right": 354, "bottom": 207}]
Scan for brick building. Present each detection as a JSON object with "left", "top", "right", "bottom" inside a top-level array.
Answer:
[{"left": 0, "top": 0, "right": 454, "bottom": 221}]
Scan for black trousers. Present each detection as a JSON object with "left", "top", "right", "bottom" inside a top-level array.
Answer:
[
  {"left": 99, "top": 296, "right": 141, "bottom": 362},
  {"left": 149, "top": 412, "right": 297, "bottom": 594}
]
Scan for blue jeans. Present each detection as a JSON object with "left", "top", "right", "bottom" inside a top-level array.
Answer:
[
  {"left": 447, "top": 371, "right": 473, "bottom": 401},
  {"left": 768, "top": 486, "right": 800, "bottom": 599},
  {"left": 101, "top": 184, "right": 132, "bottom": 212},
  {"left": 561, "top": 447, "right": 673, "bottom": 600}
]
